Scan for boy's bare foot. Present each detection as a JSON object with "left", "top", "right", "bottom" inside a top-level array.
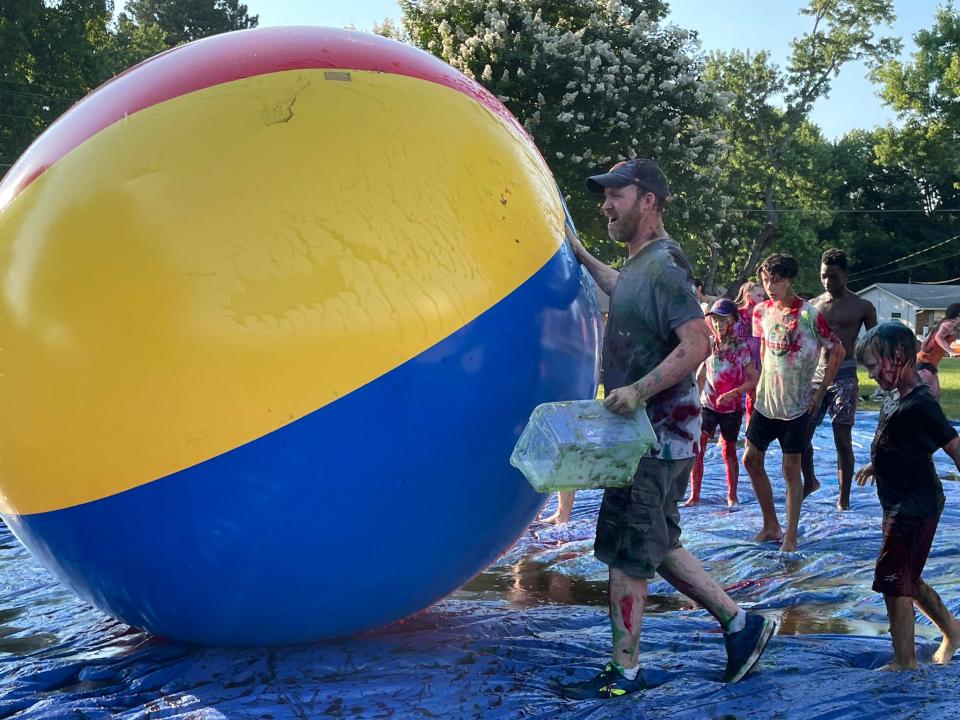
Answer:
[
  {"left": 682, "top": 497, "right": 700, "bottom": 507},
  {"left": 753, "top": 528, "right": 783, "bottom": 543},
  {"left": 933, "top": 632, "right": 960, "bottom": 664},
  {"left": 878, "top": 660, "right": 918, "bottom": 671},
  {"left": 727, "top": 496, "right": 739, "bottom": 507},
  {"left": 540, "top": 510, "right": 571, "bottom": 524},
  {"left": 779, "top": 538, "right": 798, "bottom": 553},
  {"left": 802, "top": 478, "right": 820, "bottom": 498},
  {"left": 836, "top": 500, "right": 850, "bottom": 511}
]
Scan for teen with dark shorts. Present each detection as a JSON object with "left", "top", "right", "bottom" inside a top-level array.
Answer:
[
  {"left": 743, "top": 254, "right": 844, "bottom": 552},
  {"left": 684, "top": 299, "right": 758, "bottom": 507},
  {"left": 855, "top": 322, "right": 960, "bottom": 671},
  {"left": 562, "top": 158, "right": 775, "bottom": 699},
  {"left": 801, "top": 249, "right": 877, "bottom": 510}
]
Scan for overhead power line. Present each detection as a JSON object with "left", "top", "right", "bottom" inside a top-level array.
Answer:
[
  {"left": 916, "top": 275, "right": 960, "bottom": 285},
  {"left": 0, "top": 77, "right": 76, "bottom": 94},
  {"left": 730, "top": 207, "right": 960, "bottom": 214},
  {"left": 853, "top": 249, "right": 960, "bottom": 284},
  {"left": 847, "top": 235, "right": 960, "bottom": 280}
]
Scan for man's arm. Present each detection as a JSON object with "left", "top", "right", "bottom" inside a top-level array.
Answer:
[
  {"left": 565, "top": 225, "right": 619, "bottom": 296},
  {"left": 604, "top": 318, "right": 710, "bottom": 416}
]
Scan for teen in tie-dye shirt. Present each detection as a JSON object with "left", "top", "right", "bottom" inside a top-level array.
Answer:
[
  {"left": 743, "top": 254, "right": 845, "bottom": 554},
  {"left": 752, "top": 296, "right": 840, "bottom": 420}
]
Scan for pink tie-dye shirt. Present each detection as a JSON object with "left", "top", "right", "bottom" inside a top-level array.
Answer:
[
  {"left": 701, "top": 336, "right": 753, "bottom": 413},
  {"left": 752, "top": 296, "right": 840, "bottom": 420}
]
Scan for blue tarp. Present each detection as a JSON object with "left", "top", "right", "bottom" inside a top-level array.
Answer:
[{"left": 2, "top": 411, "right": 960, "bottom": 719}]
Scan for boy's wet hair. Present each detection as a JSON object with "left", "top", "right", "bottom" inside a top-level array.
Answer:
[
  {"left": 946, "top": 303, "right": 960, "bottom": 321},
  {"left": 821, "top": 248, "right": 848, "bottom": 272},
  {"left": 855, "top": 322, "right": 918, "bottom": 366},
  {"left": 758, "top": 253, "right": 799, "bottom": 280}
]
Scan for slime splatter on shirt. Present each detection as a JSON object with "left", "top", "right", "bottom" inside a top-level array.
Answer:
[
  {"left": 701, "top": 336, "right": 753, "bottom": 413},
  {"left": 602, "top": 238, "right": 703, "bottom": 460},
  {"left": 752, "top": 296, "right": 839, "bottom": 420}
]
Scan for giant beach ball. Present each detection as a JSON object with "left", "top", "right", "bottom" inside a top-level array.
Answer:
[{"left": 0, "top": 27, "right": 600, "bottom": 644}]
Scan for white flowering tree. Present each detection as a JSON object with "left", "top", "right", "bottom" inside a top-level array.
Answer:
[{"left": 393, "top": 0, "right": 728, "bottom": 269}]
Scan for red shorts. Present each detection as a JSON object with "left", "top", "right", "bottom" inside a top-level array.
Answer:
[{"left": 872, "top": 514, "right": 939, "bottom": 597}]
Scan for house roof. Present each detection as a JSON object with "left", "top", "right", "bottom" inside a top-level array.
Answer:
[{"left": 856, "top": 282, "right": 960, "bottom": 309}]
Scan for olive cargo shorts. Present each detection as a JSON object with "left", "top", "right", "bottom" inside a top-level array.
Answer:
[{"left": 594, "top": 457, "right": 694, "bottom": 579}]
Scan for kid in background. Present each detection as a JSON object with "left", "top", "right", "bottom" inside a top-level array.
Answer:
[{"left": 685, "top": 299, "right": 758, "bottom": 507}]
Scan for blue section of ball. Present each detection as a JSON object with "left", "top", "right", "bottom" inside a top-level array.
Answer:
[{"left": 7, "top": 241, "right": 599, "bottom": 644}]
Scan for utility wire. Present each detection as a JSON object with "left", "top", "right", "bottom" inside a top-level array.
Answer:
[
  {"left": 852, "top": 249, "right": 960, "bottom": 284},
  {"left": 730, "top": 207, "right": 960, "bottom": 214},
  {"left": 916, "top": 275, "right": 960, "bottom": 285},
  {"left": 0, "top": 77, "right": 78, "bottom": 94},
  {"left": 0, "top": 88, "right": 55, "bottom": 101},
  {"left": 847, "top": 235, "right": 960, "bottom": 280}
]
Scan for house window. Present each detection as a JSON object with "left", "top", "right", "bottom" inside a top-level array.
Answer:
[{"left": 891, "top": 312, "right": 902, "bottom": 319}]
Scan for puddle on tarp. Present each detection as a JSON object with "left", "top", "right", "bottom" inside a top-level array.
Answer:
[{"left": 2, "top": 411, "right": 960, "bottom": 719}]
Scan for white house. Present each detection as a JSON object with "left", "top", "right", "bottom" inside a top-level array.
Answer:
[{"left": 855, "top": 282, "right": 960, "bottom": 337}]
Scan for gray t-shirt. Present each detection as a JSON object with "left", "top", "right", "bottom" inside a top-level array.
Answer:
[{"left": 602, "top": 238, "right": 704, "bottom": 460}]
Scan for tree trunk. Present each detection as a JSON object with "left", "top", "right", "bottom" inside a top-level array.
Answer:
[{"left": 729, "top": 177, "right": 780, "bottom": 292}]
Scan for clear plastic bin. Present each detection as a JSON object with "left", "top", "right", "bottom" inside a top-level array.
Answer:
[{"left": 510, "top": 400, "right": 657, "bottom": 493}]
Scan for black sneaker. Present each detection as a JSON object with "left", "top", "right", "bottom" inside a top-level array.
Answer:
[
  {"left": 560, "top": 662, "right": 646, "bottom": 700},
  {"left": 722, "top": 612, "right": 777, "bottom": 683}
]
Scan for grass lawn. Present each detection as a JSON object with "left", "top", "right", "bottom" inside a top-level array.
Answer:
[{"left": 858, "top": 357, "right": 960, "bottom": 421}]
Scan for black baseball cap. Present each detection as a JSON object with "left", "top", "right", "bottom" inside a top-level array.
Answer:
[{"left": 586, "top": 159, "right": 671, "bottom": 198}]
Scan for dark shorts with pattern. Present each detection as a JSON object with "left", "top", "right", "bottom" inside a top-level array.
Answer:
[
  {"left": 746, "top": 411, "right": 810, "bottom": 454},
  {"left": 702, "top": 407, "right": 743, "bottom": 443},
  {"left": 811, "top": 376, "right": 859, "bottom": 427},
  {"left": 594, "top": 457, "right": 693, "bottom": 579},
  {"left": 873, "top": 513, "right": 940, "bottom": 597}
]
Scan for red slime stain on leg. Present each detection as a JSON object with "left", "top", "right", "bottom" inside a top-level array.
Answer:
[{"left": 619, "top": 595, "right": 634, "bottom": 633}]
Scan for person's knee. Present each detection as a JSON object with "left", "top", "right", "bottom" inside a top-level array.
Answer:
[
  {"left": 782, "top": 453, "right": 802, "bottom": 478},
  {"left": 743, "top": 447, "right": 764, "bottom": 472},
  {"left": 720, "top": 438, "right": 737, "bottom": 459},
  {"left": 832, "top": 423, "right": 853, "bottom": 448}
]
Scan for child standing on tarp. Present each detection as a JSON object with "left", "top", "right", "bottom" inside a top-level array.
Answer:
[
  {"left": 856, "top": 322, "right": 960, "bottom": 671},
  {"left": 685, "top": 299, "right": 758, "bottom": 507}
]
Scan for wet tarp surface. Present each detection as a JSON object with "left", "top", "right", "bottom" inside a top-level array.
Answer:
[{"left": 2, "top": 411, "right": 960, "bottom": 719}]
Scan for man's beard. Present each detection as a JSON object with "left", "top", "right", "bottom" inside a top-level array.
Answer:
[{"left": 607, "top": 206, "right": 642, "bottom": 242}]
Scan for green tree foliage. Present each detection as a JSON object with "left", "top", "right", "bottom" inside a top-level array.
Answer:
[
  {"left": 396, "top": 0, "right": 728, "bottom": 266},
  {"left": 870, "top": 4, "right": 960, "bottom": 255},
  {"left": 123, "top": 0, "right": 257, "bottom": 46},
  {"left": 703, "top": 50, "right": 838, "bottom": 295},
  {"left": 706, "top": 0, "right": 898, "bottom": 295},
  {"left": 820, "top": 137, "right": 960, "bottom": 289},
  {"left": 1, "top": 0, "right": 116, "bottom": 173},
  {"left": 1, "top": 0, "right": 256, "bottom": 177}
]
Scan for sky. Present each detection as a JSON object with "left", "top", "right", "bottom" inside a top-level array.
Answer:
[{"left": 245, "top": 0, "right": 943, "bottom": 140}]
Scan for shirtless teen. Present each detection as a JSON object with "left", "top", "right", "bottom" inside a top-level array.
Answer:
[{"left": 801, "top": 249, "right": 877, "bottom": 510}]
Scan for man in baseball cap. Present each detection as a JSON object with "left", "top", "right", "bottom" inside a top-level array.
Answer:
[
  {"left": 561, "top": 159, "right": 776, "bottom": 699},
  {"left": 585, "top": 158, "right": 671, "bottom": 199}
]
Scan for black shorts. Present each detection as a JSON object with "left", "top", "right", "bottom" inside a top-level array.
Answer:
[
  {"left": 917, "top": 361, "right": 938, "bottom": 375},
  {"left": 702, "top": 407, "right": 742, "bottom": 443},
  {"left": 594, "top": 457, "right": 693, "bottom": 579},
  {"left": 745, "top": 411, "right": 810, "bottom": 454},
  {"left": 873, "top": 513, "right": 939, "bottom": 597}
]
